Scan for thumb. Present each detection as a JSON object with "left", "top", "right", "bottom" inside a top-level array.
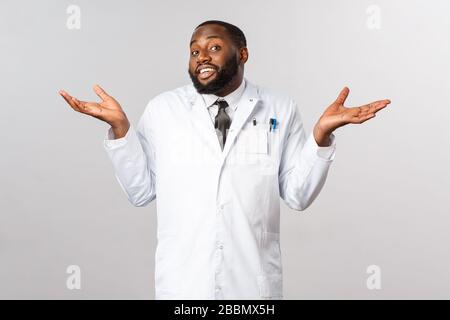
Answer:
[
  {"left": 335, "top": 86, "right": 350, "bottom": 105},
  {"left": 93, "top": 84, "right": 111, "bottom": 101}
]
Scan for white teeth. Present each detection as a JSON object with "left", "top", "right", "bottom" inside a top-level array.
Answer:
[{"left": 200, "top": 68, "right": 215, "bottom": 73}]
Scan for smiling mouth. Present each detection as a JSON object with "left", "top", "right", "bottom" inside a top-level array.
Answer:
[{"left": 197, "top": 67, "right": 217, "bottom": 80}]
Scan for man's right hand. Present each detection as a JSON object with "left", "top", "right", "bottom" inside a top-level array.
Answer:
[{"left": 59, "top": 84, "right": 130, "bottom": 139}]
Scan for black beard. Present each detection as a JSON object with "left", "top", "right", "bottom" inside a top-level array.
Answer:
[{"left": 188, "top": 54, "right": 239, "bottom": 95}]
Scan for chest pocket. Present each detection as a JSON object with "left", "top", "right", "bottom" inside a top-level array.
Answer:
[
  {"left": 236, "top": 123, "right": 268, "bottom": 154},
  {"left": 230, "top": 123, "right": 277, "bottom": 175}
]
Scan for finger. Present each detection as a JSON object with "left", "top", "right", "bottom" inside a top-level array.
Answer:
[
  {"left": 59, "top": 89, "right": 72, "bottom": 97},
  {"left": 335, "top": 86, "right": 350, "bottom": 105},
  {"left": 72, "top": 97, "right": 96, "bottom": 114},
  {"left": 358, "top": 113, "right": 376, "bottom": 124},
  {"left": 71, "top": 97, "right": 85, "bottom": 112},
  {"left": 361, "top": 99, "right": 391, "bottom": 114},
  {"left": 351, "top": 113, "right": 376, "bottom": 124},
  {"left": 369, "top": 100, "right": 390, "bottom": 113},
  {"left": 93, "top": 84, "right": 111, "bottom": 102},
  {"left": 59, "top": 90, "right": 82, "bottom": 111},
  {"left": 59, "top": 90, "right": 74, "bottom": 105},
  {"left": 355, "top": 105, "right": 370, "bottom": 115},
  {"left": 81, "top": 102, "right": 103, "bottom": 117},
  {"left": 74, "top": 99, "right": 102, "bottom": 116}
]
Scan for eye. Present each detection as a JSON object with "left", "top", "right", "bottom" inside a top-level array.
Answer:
[
  {"left": 191, "top": 50, "right": 199, "bottom": 56},
  {"left": 210, "top": 45, "right": 221, "bottom": 51}
]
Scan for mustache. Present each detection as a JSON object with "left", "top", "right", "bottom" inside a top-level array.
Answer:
[{"left": 196, "top": 64, "right": 219, "bottom": 73}]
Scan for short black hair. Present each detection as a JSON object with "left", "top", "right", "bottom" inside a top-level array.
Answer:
[{"left": 195, "top": 20, "right": 247, "bottom": 49}]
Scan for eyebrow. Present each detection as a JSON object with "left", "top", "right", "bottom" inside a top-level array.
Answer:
[{"left": 190, "top": 35, "right": 223, "bottom": 46}]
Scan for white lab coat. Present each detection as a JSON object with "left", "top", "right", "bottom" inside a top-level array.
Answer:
[{"left": 103, "top": 79, "right": 336, "bottom": 299}]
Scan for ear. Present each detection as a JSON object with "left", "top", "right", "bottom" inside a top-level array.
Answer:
[{"left": 239, "top": 47, "right": 249, "bottom": 64}]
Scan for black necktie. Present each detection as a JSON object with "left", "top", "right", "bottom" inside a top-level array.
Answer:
[{"left": 214, "top": 99, "right": 231, "bottom": 149}]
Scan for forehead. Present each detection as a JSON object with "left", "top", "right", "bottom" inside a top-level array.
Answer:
[{"left": 190, "top": 24, "right": 231, "bottom": 46}]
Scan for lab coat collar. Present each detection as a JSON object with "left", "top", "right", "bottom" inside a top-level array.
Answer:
[{"left": 201, "top": 78, "right": 246, "bottom": 111}]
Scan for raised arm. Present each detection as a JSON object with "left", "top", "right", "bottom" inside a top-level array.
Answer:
[
  {"left": 280, "top": 88, "right": 391, "bottom": 211},
  {"left": 59, "top": 85, "right": 156, "bottom": 207}
]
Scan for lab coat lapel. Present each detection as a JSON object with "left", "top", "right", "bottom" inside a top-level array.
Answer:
[
  {"left": 188, "top": 91, "right": 223, "bottom": 157},
  {"left": 221, "top": 81, "right": 259, "bottom": 160}
]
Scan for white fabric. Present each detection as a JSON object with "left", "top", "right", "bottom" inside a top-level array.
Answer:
[{"left": 103, "top": 78, "right": 336, "bottom": 299}]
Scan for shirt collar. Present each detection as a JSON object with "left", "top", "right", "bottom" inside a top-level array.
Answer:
[{"left": 201, "top": 79, "right": 246, "bottom": 110}]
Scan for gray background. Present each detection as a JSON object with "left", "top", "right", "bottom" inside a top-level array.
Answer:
[{"left": 0, "top": 0, "right": 449, "bottom": 299}]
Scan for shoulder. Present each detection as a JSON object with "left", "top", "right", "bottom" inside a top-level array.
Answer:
[
  {"left": 142, "top": 83, "right": 196, "bottom": 114},
  {"left": 148, "top": 84, "right": 195, "bottom": 105},
  {"left": 256, "top": 84, "right": 291, "bottom": 102},
  {"left": 247, "top": 81, "right": 304, "bottom": 131},
  {"left": 248, "top": 81, "right": 297, "bottom": 112}
]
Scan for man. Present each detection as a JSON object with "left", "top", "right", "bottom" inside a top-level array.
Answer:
[{"left": 59, "top": 20, "right": 390, "bottom": 299}]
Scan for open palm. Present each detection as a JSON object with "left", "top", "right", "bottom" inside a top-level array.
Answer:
[
  {"left": 316, "top": 87, "right": 391, "bottom": 135},
  {"left": 59, "top": 85, "right": 128, "bottom": 128}
]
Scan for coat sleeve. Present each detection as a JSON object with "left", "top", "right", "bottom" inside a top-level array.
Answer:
[
  {"left": 278, "top": 99, "right": 336, "bottom": 211},
  {"left": 103, "top": 101, "right": 157, "bottom": 207}
]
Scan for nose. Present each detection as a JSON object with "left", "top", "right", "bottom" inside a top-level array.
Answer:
[{"left": 197, "top": 49, "right": 211, "bottom": 65}]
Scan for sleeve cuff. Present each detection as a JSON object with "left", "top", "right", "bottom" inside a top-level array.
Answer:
[
  {"left": 103, "top": 125, "right": 133, "bottom": 149},
  {"left": 307, "top": 132, "right": 336, "bottom": 161}
]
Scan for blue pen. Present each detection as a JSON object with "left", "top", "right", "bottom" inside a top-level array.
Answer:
[{"left": 269, "top": 118, "right": 276, "bottom": 131}]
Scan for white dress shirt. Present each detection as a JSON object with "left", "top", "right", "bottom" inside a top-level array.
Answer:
[
  {"left": 203, "top": 78, "right": 246, "bottom": 123},
  {"left": 203, "top": 79, "right": 246, "bottom": 149},
  {"left": 103, "top": 78, "right": 336, "bottom": 299}
]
